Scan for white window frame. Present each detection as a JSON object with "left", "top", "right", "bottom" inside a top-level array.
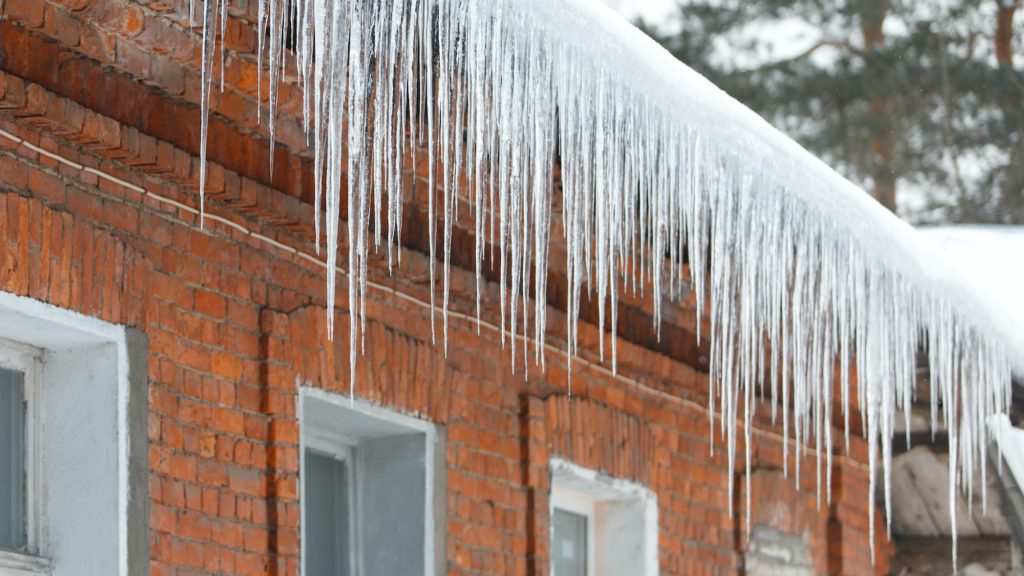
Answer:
[
  {"left": 549, "top": 459, "right": 659, "bottom": 576},
  {"left": 0, "top": 338, "right": 48, "bottom": 574}
]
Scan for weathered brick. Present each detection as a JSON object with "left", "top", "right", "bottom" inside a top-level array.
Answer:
[
  {"left": 5, "top": 0, "right": 45, "bottom": 29},
  {"left": 194, "top": 289, "right": 226, "bottom": 319},
  {"left": 43, "top": 4, "right": 81, "bottom": 47}
]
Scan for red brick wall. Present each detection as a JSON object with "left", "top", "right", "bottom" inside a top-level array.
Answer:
[{"left": 0, "top": 94, "right": 891, "bottom": 576}]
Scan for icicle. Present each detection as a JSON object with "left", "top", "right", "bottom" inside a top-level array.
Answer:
[
  {"left": 197, "top": 0, "right": 219, "bottom": 224},
  {"left": 192, "top": 0, "right": 1020, "bottom": 563}
]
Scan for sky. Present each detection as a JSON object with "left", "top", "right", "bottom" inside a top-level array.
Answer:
[{"left": 599, "top": 0, "right": 828, "bottom": 67}]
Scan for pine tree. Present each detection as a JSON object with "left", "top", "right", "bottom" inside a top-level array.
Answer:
[{"left": 645, "top": 0, "right": 1023, "bottom": 223}]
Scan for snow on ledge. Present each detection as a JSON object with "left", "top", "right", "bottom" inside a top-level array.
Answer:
[{"left": 191, "top": 0, "right": 1019, "bottom": 559}]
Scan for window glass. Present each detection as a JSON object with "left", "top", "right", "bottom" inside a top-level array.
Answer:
[
  {"left": 0, "top": 367, "right": 25, "bottom": 551},
  {"left": 553, "top": 508, "right": 587, "bottom": 576},
  {"left": 304, "top": 449, "right": 351, "bottom": 576}
]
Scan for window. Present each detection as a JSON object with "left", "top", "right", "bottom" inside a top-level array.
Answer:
[
  {"left": 300, "top": 387, "right": 444, "bottom": 576},
  {"left": 304, "top": 445, "right": 354, "bottom": 576},
  {"left": 0, "top": 365, "right": 27, "bottom": 553},
  {"left": 552, "top": 500, "right": 590, "bottom": 576},
  {"left": 550, "top": 459, "right": 658, "bottom": 576},
  {"left": 0, "top": 340, "right": 40, "bottom": 570},
  {"left": 0, "top": 291, "right": 149, "bottom": 575}
]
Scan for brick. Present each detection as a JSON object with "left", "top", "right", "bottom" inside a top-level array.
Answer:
[
  {"left": 211, "top": 405, "right": 244, "bottom": 435},
  {"left": 242, "top": 526, "right": 268, "bottom": 554},
  {"left": 169, "top": 453, "right": 197, "bottom": 482},
  {"left": 184, "top": 483, "right": 202, "bottom": 511},
  {"left": 162, "top": 477, "right": 185, "bottom": 508},
  {"left": 151, "top": 503, "right": 177, "bottom": 534},
  {"left": 228, "top": 467, "right": 262, "bottom": 497},
  {"left": 0, "top": 155, "right": 30, "bottom": 190},
  {"left": 212, "top": 520, "right": 243, "bottom": 548},
  {"left": 5, "top": 0, "right": 45, "bottom": 29},
  {"left": 198, "top": 431, "right": 216, "bottom": 459},
  {"left": 123, "top": 4, "right": 144, "bottom": 37},
  {"left": 149, "top": 56, "right": 186, "bottom": 94},
  {"left": 197, "top": 460, "right": 229, "bottom": 487},
  {"left": 194, "top": 289, "right": 226, "bottom": 319},
  {"left": 201, "top": 488, "right": 219, "bottom": 516},
  {"left": 210, "top": 350, "right": 243, "bottom": 381},
  {"left": 43, "top": 5, "right": 81, "bottom": 47},
  {"left": 178, "top": 510, "right": 210, "bottom": 541}
]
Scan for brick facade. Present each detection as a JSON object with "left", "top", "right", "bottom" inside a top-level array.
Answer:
[{"left": 0, "top": 2, "right": 892, "bottom": 574}]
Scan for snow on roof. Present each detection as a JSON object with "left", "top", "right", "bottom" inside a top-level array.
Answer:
[
  {"left": 193, "top": 0, "right": 1018, "bottom": 558},
  {"left": 918, "top": 226, "right": 1024, "bottom": 335}
]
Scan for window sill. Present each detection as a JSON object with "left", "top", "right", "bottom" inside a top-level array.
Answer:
[{"left": 0, "top": 550, "right": 52, "bottom": 574}]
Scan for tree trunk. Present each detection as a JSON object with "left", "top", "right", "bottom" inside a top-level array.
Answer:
[
  {"left": 860, "top": 0, "right": 898, "bottom": 212},
  {"left": 996, "top": 0, "right": 1022, "bottom": 221},
  {"left": 995, "top": 0, "right": 1018, "bottom": 69}
]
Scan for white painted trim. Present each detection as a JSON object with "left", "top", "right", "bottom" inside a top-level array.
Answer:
[
  {"left": 304, "top": 428, "right": 359, "bottom": 457},
  {"left": 0, "top": 339, "right": 43, "bottom": 566},
  {"left": 0, "top": 549, "right": 51, "bottom": 573},
  {"left": 0, "top": 292, "right": 127, "bottom": 345},
  {"left": 25, "top": 353, "right": 39, "bottom": 561},
  {"left": 298, "top": 390, "right": 308, "bottom": 575},
  {"left": 300, "top": 386, "right": 438, "bottom": 435},
  {"left": 0, "top": 338, "right": 43, "bottom": 363},
  {"left": 0, "top": 291, "right": 132, "bottom": 576}
]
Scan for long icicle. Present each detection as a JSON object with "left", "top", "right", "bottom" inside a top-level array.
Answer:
[{"left": 195, "top": 0, "right": 1019, "bottom": 563}]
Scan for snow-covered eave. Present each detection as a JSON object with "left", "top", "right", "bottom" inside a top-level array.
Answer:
[
  {"left": 194, "top": 0, "right": 1018, "bottom": 560},
  {"left": 559, "top": 0, "right": 1024, "bottom": 375},
  {"left": 916, "top": 226, "right": 1024, "bottom": 379}
]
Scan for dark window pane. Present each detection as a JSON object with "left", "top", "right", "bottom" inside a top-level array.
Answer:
[
  {"left": 553, "top": 508, "right": 587, "bottom": 576},
  {"left": 0, "top": 367, "right": 26, "bottom": 551},
  {"left": 305, "top": 449, "right": 350, "bottom": 576}
]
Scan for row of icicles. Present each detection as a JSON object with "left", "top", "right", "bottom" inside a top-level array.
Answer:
[{"left": 189, "top": 0, "right": 1014, "bottom": 563}]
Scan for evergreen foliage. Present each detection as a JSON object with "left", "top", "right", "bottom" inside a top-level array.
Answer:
[{"left": 646, "top": 0, "right": 1023, "bottom": 223}]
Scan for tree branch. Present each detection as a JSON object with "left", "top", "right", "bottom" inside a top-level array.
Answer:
[{"left": 733, "top": 40, "right": 858, "bottom": 75}]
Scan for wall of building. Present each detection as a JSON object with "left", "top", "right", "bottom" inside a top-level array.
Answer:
[{"left": 0, "top": 14, "right": 890, "bottom": 571}]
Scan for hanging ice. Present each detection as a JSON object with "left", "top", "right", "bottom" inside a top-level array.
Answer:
[{"left": 193, "top": 0, "right": 1024, "bottom": 561}]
